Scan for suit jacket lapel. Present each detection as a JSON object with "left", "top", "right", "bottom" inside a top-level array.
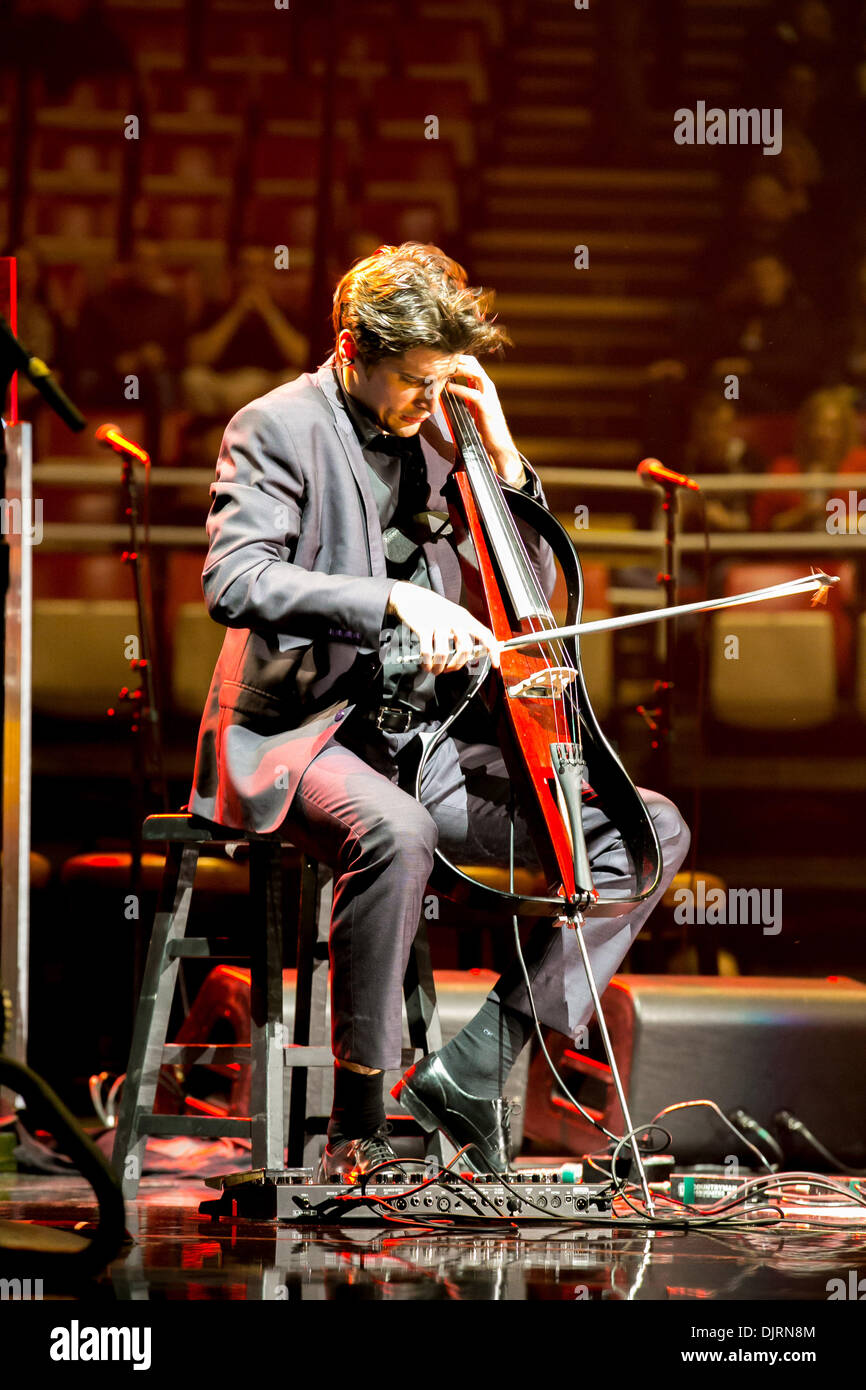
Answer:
[
  {"left": 315, "top": 362, "right": 387, "bottom": 578},
  {"left": 418, "top": 402, "right": 461, "bottom": 602}
]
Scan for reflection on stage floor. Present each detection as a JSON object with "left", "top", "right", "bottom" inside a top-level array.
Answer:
[{"left": 2, "top": 1172, "right": 866, "bottom": 1301}]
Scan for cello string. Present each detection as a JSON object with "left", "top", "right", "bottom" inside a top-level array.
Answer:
[
  {"left": 446, "top": 393, "right": 551, "bottom": 610},
  {"left": 447, "top": 391, "right": 588, "bottom": 758},
  {"left": 446, "top": 392, "right": 572, "bottom": 748},
  {"left": 445, "top": 391, "right": 578, "bottom": 749}
]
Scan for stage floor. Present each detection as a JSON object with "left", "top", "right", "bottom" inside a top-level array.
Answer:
[{"left": 3, "top": 1170, "right": 866, "bottom": 1301}]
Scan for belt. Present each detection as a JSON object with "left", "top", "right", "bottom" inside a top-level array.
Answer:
[{"left": 373, "top": 704, "right": 425, "bottom": 733}]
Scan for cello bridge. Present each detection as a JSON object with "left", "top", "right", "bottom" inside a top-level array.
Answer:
[{"left": 507, "top": 666, "right": 577, "bottom": 699}]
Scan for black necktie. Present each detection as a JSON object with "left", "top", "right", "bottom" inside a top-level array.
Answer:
[{"left": 393, "top": 438, "right": 430, "bottom": 521}]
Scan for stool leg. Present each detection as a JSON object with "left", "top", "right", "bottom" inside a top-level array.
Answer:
[
  {"left": 302, "top": 866, "right": 333, "bottom": 1169},
  {"left": 112, "top": 842, "right": 199, "bottom": 1198},
  {"left": 248, "top": 842, "right": 286, "bottom": 1171},
  {"left": 287, "top": 857, "right": 330, "bottom": 1167}
]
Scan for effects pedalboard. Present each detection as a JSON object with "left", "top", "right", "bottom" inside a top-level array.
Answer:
[{"left": 199, "top": 1167, "right": 613, "bottom": 1223}]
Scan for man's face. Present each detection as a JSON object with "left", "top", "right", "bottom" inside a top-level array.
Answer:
[{"left": 345, "top": 345, "right": 462, "bottom": 437}]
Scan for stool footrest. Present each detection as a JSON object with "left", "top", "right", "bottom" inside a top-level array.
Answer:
[
  {"left": 160, "top": 1044, "right": 426, "bottom": 1068},
  {"left": 161, "top": 1044, "right": 337, "bottom": 1067},
  {"left": 162, "top": 1044, "right": 251, "bottom": 1065},
  {"left": 168, "top": 940, "right": 249, "bottom": 960},
  {"left": 137, "top": 1115, "right": 251, "bottom": 1138},
  {"left": 283, "top": 1047, "right": 335, "bottom": 1066}
]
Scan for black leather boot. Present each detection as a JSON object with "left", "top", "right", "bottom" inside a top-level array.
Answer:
[{"left": 391, "top": 1053, "right": 516, "bottom": 1175}]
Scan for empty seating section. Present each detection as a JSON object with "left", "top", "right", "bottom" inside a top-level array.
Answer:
[
  {"left": 17, "top": 6, "right": 494, "bottom": 271},
  {"left": 710, "top": 611, "right": 837, "bottom": 730},
  {"left": 369, "top": 81, "right": 478, "bottom": 168},
  {"left": 32, "top": 598, "right": 140, "bottom": 718},
  {"left": 32, "top": 555, "right": 139, "bottom": 720}
]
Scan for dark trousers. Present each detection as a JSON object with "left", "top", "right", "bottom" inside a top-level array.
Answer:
[{"left": 279, "top": 713, "right": 691, "bottom": 1070}]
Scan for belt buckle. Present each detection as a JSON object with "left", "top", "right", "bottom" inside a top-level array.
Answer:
[{"left": 375, "top": 705, "right": 413, "bottom": 733}]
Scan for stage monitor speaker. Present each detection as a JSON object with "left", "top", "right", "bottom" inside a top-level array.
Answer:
[{"left": 523, "top": 975, "right": 866, "bottom": 1169}]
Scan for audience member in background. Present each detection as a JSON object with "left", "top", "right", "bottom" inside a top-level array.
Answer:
[
  {"left": 699, "top": 254, "right": 823, "bottom": 412},
  {"left": 75, "top": 241, "right": 181, "bottom": 409},
  {"left": 831, "top": 254, "right": 866, "bottom": 404},
  {"left": 752, "top": 387, "right": 866, "bottom": 531},
  {"left": 774, "top": 138, "right": 821, "bottom": 217},
  {"left": 183, "top": 245, "right": 308, "bottom": 416},
  {"left": 743, "top": 2, "right": 846, "bottom": 149},
  {"left": 679, "top": 395, "right": 768, "bottom": 533},
  {"left": 773, "top": 59, "right": 850, "bottom": 308},
  {"left": 737, "top": 173, "right": 798, "bottom": 256},
  {"left": 644, "top": 254, "right": 822, "bottom": 459},
  {"left": 774, "top": 62, "right": 824, "bottom": 181},
  {"left": 695, "top": 173, "right": 800, "bottom": 292}
]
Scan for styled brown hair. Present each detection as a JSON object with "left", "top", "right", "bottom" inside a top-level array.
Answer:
[{"left": 332, "top": 242, "right": 511, "bottom": 366}]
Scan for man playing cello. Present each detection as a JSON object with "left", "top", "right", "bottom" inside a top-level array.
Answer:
[{"left": 189, "top": 243, "right": 690, "bottom": 1180}]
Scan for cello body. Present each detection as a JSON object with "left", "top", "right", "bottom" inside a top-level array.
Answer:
[{"left": 411, "top": 392, "right": 662, "bottom": 921}]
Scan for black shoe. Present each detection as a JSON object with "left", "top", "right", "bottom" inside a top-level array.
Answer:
[
  {"left": 391, "top": 1053, "right": 517, "bottom": 1176},
  {"left": 316, "top": 1128, "right": 403, "bottom": 1184}
]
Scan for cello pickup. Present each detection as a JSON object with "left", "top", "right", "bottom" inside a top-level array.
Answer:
[{"left": 507, "top": 666, "right": 577, "bottom": 699}]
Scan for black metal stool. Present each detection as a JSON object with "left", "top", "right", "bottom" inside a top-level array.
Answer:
[{"left": 112, "top": 813, "right": 448, "bottom": 1198}]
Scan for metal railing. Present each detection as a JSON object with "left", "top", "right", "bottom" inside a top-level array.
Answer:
[{"left": 30, "top": 462, "right": 866, "bottom": 559}]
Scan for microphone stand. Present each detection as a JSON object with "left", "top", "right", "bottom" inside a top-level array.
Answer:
[
  {"left": 632, "top": 461, "right": 699, "bottom": 787},
  {"left": 101, "top": 430, "right": 169, "bottom": 1009},
  {"left": 628, "top": 483, "right": 677, "bottom": 786},
  {"left": 645, "top": 479, "right": 678, "bottom": 787}
]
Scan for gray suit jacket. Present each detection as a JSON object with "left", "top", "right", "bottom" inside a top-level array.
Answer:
[{"left": 187, "top": 361, "right": 556, "bottom": 832}]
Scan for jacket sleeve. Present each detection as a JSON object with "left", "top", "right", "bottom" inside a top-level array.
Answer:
[{"left": 201, "top": 401, "right": 395, "bottom": 645}]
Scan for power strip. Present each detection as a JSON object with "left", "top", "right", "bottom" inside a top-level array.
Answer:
[
  {"left": 669, "top": 1172, "right": 765, "bottom": 1206},
  {"left": 199, "top": 1168, "right": 613, "bottom": 1223},
  {"left": 670, "top": 1170, "right": 866, "bottom": 1208}
]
